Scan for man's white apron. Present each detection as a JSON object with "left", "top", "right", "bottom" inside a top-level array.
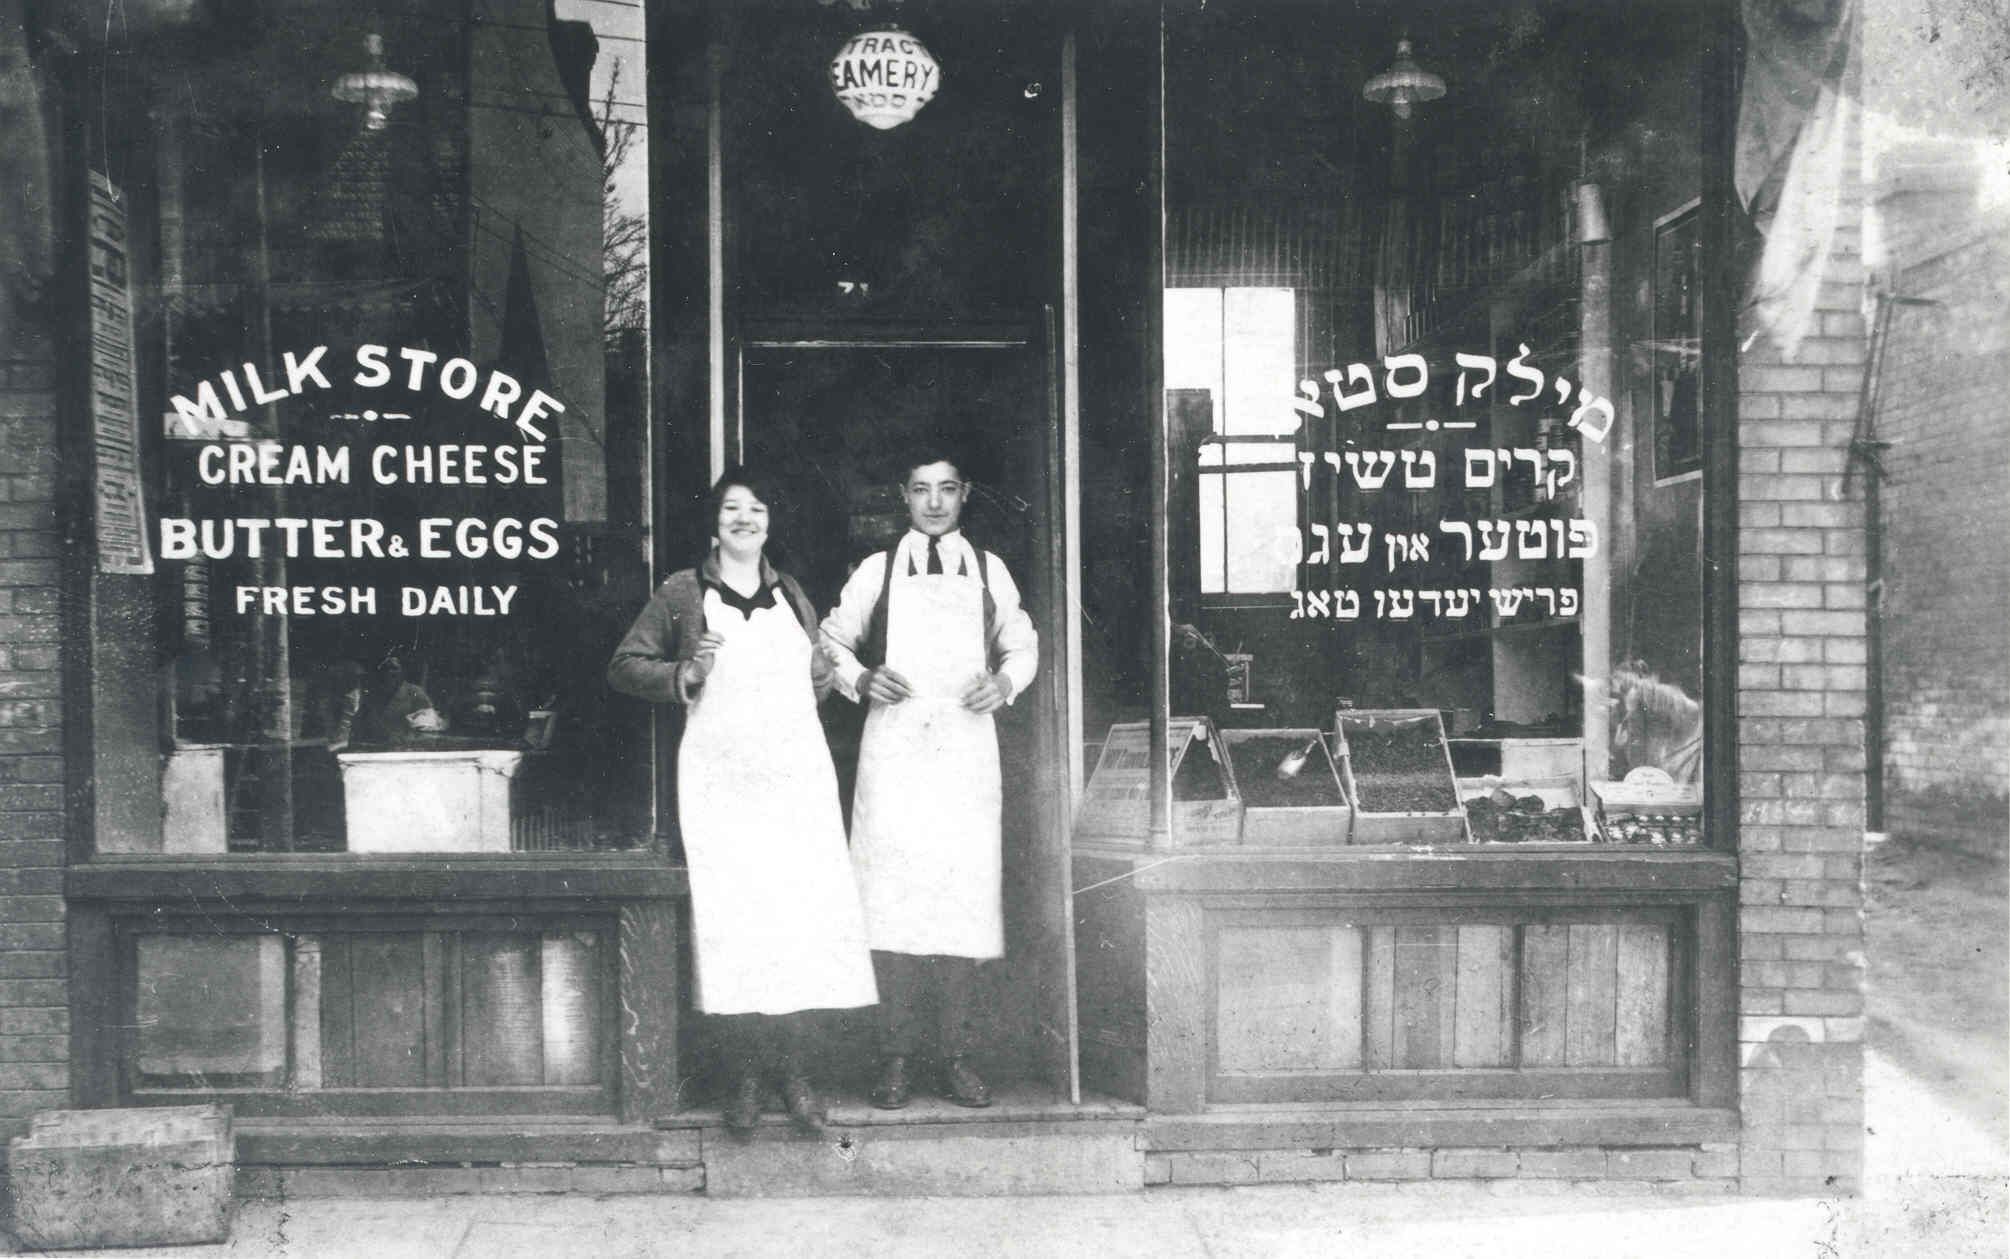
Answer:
[
  {"left": 850, "top": 560, "right": 1005, "bottom": 959},
  {"left": 679, "top": 589, "right": 878, "bottom": 1014}
]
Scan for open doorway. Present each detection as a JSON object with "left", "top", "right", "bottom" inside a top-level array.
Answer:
[{"left": 703, "top": 328, "right": 1076, "bottom": 1104}]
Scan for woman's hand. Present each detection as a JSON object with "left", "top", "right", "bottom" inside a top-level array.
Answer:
[{"left": 682, "top": 630, "right": 726, "bottom": 688}]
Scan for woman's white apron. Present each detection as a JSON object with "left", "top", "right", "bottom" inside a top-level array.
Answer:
[
  {"left": 678, "top": 588, "right": 878, "bottom": 1014},
  {"left": 850, "top": 560, "right": 1005, "bottom": 959}
]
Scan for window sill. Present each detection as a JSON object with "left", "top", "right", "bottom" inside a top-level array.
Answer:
[
  {"left": 1071, "top": 843, "right": 1735, "bottom": 895},
  {"left": 67, "top": 853, "right": 689, "bottom": 905}
]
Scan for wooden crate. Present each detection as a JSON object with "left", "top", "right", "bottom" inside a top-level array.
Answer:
[
  {"left": 1337, "top": 709, "right": 1468, "bottom": 845},
  {"left": 1221, "top": 728, "right": 1351, "bottom": 847},
  {"left": 1075, "top": 717, "right": 1243, "bottom": 847}
]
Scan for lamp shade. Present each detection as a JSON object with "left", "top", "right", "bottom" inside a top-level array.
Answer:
[
  {"left": 830, "top": 29, "right": 940, "bottom": 130},
  {"left": 1363, "top": 38, "right": 1446, "bottom": 120},
  {"left": 332, "top": 33, "right": 418, "bottom": 132}
]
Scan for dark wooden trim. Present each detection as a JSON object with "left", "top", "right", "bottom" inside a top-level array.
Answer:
[
  {"left": 1128, "top": 851, "right": 1737, "bottom": 895},
  {"left": 1699, "top": 0, "right": 1741, "bottom": 852},
  {"left": 66, "top": 905, "right": 118, "bottom": 1107},
  {"left": 1209, "top": 1067, "right": 1685, "bottom": 1106},
  {"left": 1690, "top": 896, "right": 1737, "bottom": 1108},
  {"left": 234, "top": 1122, "right": 697, "bottom": 1169},
  {"left": 68, "top": 857, "right": 688, "bottom": 905},
  {"left": 127, "top": 1088, "right": 609, "bottom": 1119},
  {"left": 1146, "top": 1104, "right": 1740, "bottom": 1153},
  {"left": 1206, "top": 904, "right": 1689, "bottom": 929},
  {"left": 1145, "top": 1, "right": 1171, "bottom": 850},
  {"left": 618, "top": 899, "right": 684, "bottom": 1122}
]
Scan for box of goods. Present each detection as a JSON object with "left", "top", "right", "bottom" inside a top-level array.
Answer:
[
  {"left": 1076, "top": 717, "right": 1243, "bottom": 847},
  {"left": 8, "top": 1105, "right": 234, "bottom": 1249},
  {"left": 1221, "top": 728, "right": 1351, "bottom": 847},
  {"left": 339, "top": 748, "right": 524, "bottom": 852},
  {"left": 1460, "top": 777, "right": 1593, "bottom": 844},
  {"left": 1338, "top": 709, "right": 1469, "bottom": 844},
  {"left": 1591, "top": 770, "right": 1703, "bottom": 846}
]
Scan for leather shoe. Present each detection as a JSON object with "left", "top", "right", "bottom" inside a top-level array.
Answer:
[
  {"left": 869, "top": 1055, "right": 911, "bottom": 1110},
  {"left": 781, "top": 1074, "right": 827, "bottom": 1134},
  {"left": 943, "top": 1056, "right": 993, "bottom": 1108},
  {"left": 724, "top": 1072, "right": 763, "bottom": 1135}
]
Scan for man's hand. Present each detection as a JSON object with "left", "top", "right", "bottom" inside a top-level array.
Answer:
[
  {"left": 960, "top": 672, "right": 1012, "bottom": 714},
  {"left": 682, "top": 630, "right": 726, "bottom": 688},
  {"left": 863, "top": 666, "right": 914, "bottom": 704}
]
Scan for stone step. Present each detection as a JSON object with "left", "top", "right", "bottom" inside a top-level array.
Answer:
[{"left": 690, "top": 1088, "right": 1147, "bottom": 1197}]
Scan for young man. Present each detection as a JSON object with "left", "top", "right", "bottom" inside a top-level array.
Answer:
[{"left": 820, "top": 452, "right": 1039, "bottom": 1108}]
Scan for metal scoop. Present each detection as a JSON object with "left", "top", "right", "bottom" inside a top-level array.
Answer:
[{"left": 1275, "top": 737, "right": 1322, "bottom": 781}]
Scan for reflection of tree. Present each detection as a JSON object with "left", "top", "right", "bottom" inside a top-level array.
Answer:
[{"left": 597, "top": 59, "right": 646, "bottom": 339}]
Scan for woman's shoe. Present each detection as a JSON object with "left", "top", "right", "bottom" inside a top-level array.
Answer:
[
  {"left": 724, "top": 1072, "right": 764, "bottom": 1135},
  {"left": 869, "top": 1055, "right": 912, "bottom": 1109},
  {"left": 781, "top": 1074, "right": 828, "bottom": 1134}
]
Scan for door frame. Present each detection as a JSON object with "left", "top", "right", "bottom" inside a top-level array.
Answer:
[{"left": 730, "top": 318, "right": 1082, "bottom": 1101}]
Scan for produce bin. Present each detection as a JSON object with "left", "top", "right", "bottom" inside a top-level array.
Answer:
[
  {"left": 1459, "top": 775, "right": 1595, "bottom": 844},
  {"left": 1221, "top": 728, "right": 1351, "bottom": 846},
  {"left": 1338, "top": 708, "right": 1468, "bottom": 844},
  {"left": 8, "top": 1105, "right": 234, "bottom": 1249}
]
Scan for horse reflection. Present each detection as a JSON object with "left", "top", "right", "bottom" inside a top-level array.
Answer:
[{"left": 1594, "top": 663, "right": 1703, "bottom": 784}]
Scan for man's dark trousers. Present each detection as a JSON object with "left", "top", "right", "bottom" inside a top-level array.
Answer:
[{"left": 874, "top": 950, "right": 981, "bottom": 1058}]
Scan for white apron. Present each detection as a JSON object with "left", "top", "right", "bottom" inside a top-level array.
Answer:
[
  {"left": 678, "top": 587, "right": 878, "bottom": 1014},
  {"left": 850, "top": 560, "right": 1005, "bottom": 959}
]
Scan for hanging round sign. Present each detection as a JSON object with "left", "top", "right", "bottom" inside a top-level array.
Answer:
[{"left": 829, "top": 29, "right": 940, "bottom": 130}]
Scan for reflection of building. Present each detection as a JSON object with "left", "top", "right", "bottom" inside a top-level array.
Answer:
[
  {"left": 1865, "top": 141, "right": 2010, "bottom": 853},
  {"left": 0, "top": 0, "right": 1891, "bottom": 1203}
]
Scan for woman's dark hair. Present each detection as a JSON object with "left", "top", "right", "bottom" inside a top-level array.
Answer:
[{"left": 700, "top": 465, "right": 788, "bottom": 564}]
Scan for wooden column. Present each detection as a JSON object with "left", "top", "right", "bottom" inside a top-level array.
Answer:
[
  {"left": 1146, "top": 3, "right": 1171, "bottom": 850},
  {"left": 618, "top": 899, "right": 682, "bottom": 1122}
]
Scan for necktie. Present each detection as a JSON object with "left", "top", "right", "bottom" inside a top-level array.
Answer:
[{"left": 926, "top": 536, "right": 944, "bottom": 575}]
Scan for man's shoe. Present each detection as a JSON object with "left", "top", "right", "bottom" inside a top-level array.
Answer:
[
  {"left": 869, "top": 1056, "right": 911, "bottom": 1110},
  {"left": 943, "top": 1056, "right": 993, "bottom": 1109},
  {"left": 781, "top": 1074, "right": 827, "bottom": 1134},
  {"left": 724, "top": 1072, "right": 763, "bottom": 1135}
]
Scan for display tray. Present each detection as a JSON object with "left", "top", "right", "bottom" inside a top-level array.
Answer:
[
  {"left": 1592, "top": 777, "right": 1705, "bottom": 846},
  {"left": 1338, "top": 709, "right": 1469, "bottom": 845},
  {"left": 1460, "top": 776, "right": 1594, "bottom": 844},
  {"left": 1075, "top": 717, "right": 1244, "bottom": 846},
  {"left": 1220, "top": 729, "right": 1351, "bottom": 847}
]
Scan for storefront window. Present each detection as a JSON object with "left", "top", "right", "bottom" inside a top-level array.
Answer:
[
  {"left": 83, "top": 0, "right": 654, "bottom": 855},
  {"left": 1152, "top": 0, "right": 1711, "bottom": 846}
]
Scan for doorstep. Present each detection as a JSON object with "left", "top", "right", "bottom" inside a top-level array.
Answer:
[{"left": 680, "top": 1087, "right": 1148, "bottom": 1198}]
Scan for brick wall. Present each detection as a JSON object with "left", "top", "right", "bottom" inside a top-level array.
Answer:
[
  {"left": 0, "top": 345, "right": 68, "bottom": 1139},
  {"left": 1870, "top": 167, "right": 2010, "bottom": 854},
  {"left": 1735, "top": 185, "right": 1872, "bottom": 1192}
]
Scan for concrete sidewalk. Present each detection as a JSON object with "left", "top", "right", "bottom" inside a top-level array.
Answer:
[
  {"left": 73, "top": 1173, "right": 2005, "bottom": 1259},
  {"left": 32, "top": 1044, "right": 1999, "bottom": 1259},
  {"left": 9, "top": 1046, "right": 2002, "bottom": 1258}
]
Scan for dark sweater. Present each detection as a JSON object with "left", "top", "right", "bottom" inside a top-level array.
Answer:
[{"left": 605, "top": 554, "right": 832, "bottom": 706}]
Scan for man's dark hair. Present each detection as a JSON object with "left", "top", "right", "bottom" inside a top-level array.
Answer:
[{"left": 897, "top": 446, "right": 967, "bottom": 486}]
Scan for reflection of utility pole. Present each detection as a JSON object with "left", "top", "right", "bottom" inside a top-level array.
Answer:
[
  {"left": 1848, "top": 289, "right": 1938, "bottom": 838},
  {"left": 247, "top": 131, "right": 294, "bottom": 850}
]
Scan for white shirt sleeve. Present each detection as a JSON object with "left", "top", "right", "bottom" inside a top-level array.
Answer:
[
  {"left": 818, "top": 551, "right": 889, "bottom": 704},
  {"left": 984, "top": 551, "right": 1040, "bottom": 705}
]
